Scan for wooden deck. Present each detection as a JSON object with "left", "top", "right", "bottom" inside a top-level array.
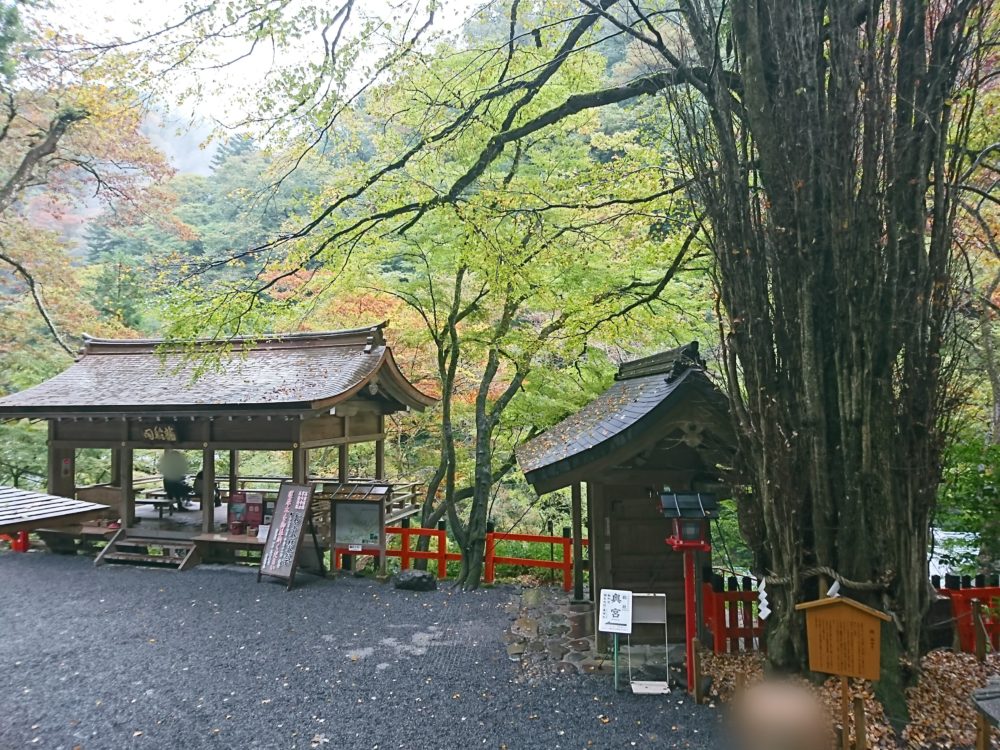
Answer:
[{"left": 0, "top": 486, "right": 110, "bottom": 534}]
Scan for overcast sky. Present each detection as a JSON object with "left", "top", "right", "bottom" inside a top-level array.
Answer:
[
  {"left": 51, "top": 1, "right": 477, "bottom": 122},
  {"left": 39, "top": 1, "right": 483, "bottom": 175}
]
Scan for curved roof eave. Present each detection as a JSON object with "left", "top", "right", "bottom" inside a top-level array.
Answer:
[
  {"left": 519, "top": 370, "right": 730, "bottom": 492},
  {"left": 310, "top": 349, "right": 437, "bottom": 412}
]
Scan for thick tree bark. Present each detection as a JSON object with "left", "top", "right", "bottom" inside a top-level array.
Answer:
[{"left": 672, "top": 0, "right": 984, "bottom": 715}]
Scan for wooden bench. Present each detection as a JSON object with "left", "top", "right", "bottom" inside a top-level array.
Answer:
[
  {"left": 35, "top": 523, "right": 117, "bottom": 555},
  {"left": 193, "top": 531, "right": 265, "bottom": 565}
]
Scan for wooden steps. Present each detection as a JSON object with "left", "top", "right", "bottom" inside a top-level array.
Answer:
[{"left": 95, "top": 530, "right": 200, "bottom": 571}]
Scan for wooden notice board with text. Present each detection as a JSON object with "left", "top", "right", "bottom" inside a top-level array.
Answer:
[
  {"left": 257, "top": 483, "right": 316, "bottom": 589},
  {"left": 795, "top": 596, "right": 891, "bottom": 681}
]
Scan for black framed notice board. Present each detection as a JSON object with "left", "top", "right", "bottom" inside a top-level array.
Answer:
[{"left": 257, "top": 482, "right": 323, "bottom": 589}]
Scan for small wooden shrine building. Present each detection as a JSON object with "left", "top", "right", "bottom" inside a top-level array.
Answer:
[
  {"left": 516, "top": 343, "right": 734, "bottom": 641},
  {"left": 0, "top": 324, "right": 434, "bottom": 563}
]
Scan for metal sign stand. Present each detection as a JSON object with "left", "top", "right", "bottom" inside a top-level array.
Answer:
[
  {"left": 625, "top": 593, "right": 671, "bottom": 695},
  {"left": 601, "top": 589, "right": 671, "bottom": 695}
]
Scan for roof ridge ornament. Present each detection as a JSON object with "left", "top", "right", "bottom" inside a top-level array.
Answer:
[
  {"left": 615, "top": 341, "right": 706, "bottom": 382},
  {"left": 665, "top": 341, "right": 706, "bottom": 383}
]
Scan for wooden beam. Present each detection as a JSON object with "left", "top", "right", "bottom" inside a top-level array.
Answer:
[
  {"left": 571, "top": 482, "right": 584, "bottom": 602},
  {"left": 50, "top": 436, "right": 386, "bottom": 451},
  {"left": 299, "top": 432, "right": 385, "bottom": 449}
]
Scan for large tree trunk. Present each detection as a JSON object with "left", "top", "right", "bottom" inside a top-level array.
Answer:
[
  {"left": 454, "top": 348, "right": 500, "bottom": 589},
  {"left": 675, "top": 0, "right": 983, "bottom": 714}
]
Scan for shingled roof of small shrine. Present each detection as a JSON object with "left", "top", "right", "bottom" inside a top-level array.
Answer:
[
  {"left": 516, "top": 342, "right": 722, "bottom": 483},
  {"left": 0, "top": 324, "right": 435, "bottom": 417}
]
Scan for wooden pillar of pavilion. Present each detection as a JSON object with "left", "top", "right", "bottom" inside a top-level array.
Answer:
[
  {"left": 586, "top": 481, "right": 596, "bottom": 602},
  {"left": 571, "top": 482, "right": 585, "bottom": 602},
  {"left": 46, "top": 422, "right": 75, "bottom": 499},
  {"left": 292, "top": 446, "right": 307, "bottom": 484},
  {"left": 228, "top": 450, "right": 239, "bottom": 499},
  {"left": 120, "top": 447, "right": 134, "bottom": 528},
  {"left": 201, "top": 448, "right": 215, "bottom": 533},
  {"left": 110, "top": 448, "right": 122, "bottom": 487},
  {"left": 375, "top": 415, "right": 385, "bottom": 480},
  {"left": 339, "top": 415, "right": 350, "bottom": 483},
  {"left": 338, "top": 445, "right": 349, "bottom": 483}
]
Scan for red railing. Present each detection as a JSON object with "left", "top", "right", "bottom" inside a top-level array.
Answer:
[
  {"left": 387, "top": 525, "right": 463, "bottom": 578},
  {"left": 333, "top": 526, "right": 588, "bottom": 589},
  {"left": 702, "top": 575, "right": 765, "bottom": 653},
  {"left": 333, "top": 526, "right": 462, "bottom": 578},
  {"left": 937, "top": 586, "right": 1000, "bottom": 653},
  {"left": 484, "top": 532, "right": 589, "bottom": 592}
]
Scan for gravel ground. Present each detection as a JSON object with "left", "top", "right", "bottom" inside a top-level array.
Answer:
[{"left": 0, "top": 552, "right": 725, "bottom": 750}]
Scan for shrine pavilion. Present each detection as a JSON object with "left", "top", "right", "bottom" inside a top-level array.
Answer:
[
  {"left": 0, "top": 324, "right": 434, "bottom": 568},
  {"left": 516, "top": 342, "right": 735, "bottom": 642}
]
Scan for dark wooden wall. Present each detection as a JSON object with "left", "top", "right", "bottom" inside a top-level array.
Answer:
[{"left": 589, "top": 480, "right": 709, "bottom": 645}]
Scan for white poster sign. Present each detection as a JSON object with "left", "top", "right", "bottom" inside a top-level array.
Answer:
[{"left": 598, "top": 588, "right": 633, "bottom": 634}]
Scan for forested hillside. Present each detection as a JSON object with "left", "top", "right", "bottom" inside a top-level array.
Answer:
[{"left": 0, "top": 4, "right": 716, "bottom": 546}]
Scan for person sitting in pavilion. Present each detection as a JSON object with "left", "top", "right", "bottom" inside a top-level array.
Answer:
[
  {"left": 158, "top": 449, "right": 192, "bottom": 511},
  {"left": 192, "top": 469, "right": 222, "bottom": 508}
]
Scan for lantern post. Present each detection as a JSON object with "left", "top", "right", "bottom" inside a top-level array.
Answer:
[{"left": 660, "top": 492, "right": 718, "bottom": 695}]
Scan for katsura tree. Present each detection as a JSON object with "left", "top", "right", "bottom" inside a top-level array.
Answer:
[{"left": 662, "top": 2, "right": 990, "bottom": 708}]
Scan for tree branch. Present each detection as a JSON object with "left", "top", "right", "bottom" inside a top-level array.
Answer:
[{"left": 0, "top": 245, "right": 74, "bottom": 356}]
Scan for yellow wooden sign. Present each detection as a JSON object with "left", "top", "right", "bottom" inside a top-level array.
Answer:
[{"left": 795, "top": 596, "right": 890, "bottom": 681}]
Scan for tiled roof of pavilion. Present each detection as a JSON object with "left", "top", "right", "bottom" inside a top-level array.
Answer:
[{"left": 0, "top": 324, "right": 435, "bottom": 418}]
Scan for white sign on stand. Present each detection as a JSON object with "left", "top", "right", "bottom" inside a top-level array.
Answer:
[{"left": 598, "top": 588, "right": 634, "bottom": 634}]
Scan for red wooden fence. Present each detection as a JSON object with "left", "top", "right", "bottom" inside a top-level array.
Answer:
[
  {"left": 702, "top": 574, "right": 766, "bottom": 653},
  {"left": 484, "top": 532, "right": 589, "bottom": 592},
  {"left": 937, "top": 586, "right": 1000, "bottom": 653},
  {"left": 332, "top": 525, "right": 462, "bottom": 577},
  {"left": 334, "top": 526, "right": 588, "bottom": 590},
  {"left": 700, "top": 573, "right": 1000, "bottom": 656}
]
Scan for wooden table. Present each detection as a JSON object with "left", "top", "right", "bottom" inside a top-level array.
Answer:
[{"left": 136, "top": 493, "right": 176, "bottom": 519}]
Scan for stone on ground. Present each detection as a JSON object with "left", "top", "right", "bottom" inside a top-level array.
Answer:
[{"left": 393, "top": 569, "right": 437, "bottom": 590}]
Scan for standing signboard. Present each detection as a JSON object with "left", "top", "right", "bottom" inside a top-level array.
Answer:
[
  {"left": 598, "top": 589, "right": 670, "bottom": 695},
  {"left": 257, "top": 483, "right": 322, "bottom": 590},
  {"left": 599, "top": 589, "right": 634, "bottom": 634},
  {"left": 794, "top": 596, "right": 889, "bottom": 682},
  {"left": 795, "top": 596, "right": 891, "bottom": 750},
  {"left": 331, "top": 496, "right": 386, "bottom": 574}
]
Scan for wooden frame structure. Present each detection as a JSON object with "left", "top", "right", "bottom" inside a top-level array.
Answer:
[
  {"left": 0, "top": 486, "right": 109, "bottom": 535},
  {"left": 516, "top": 343, "right": 734, "bottom": 644},
  {"left": 0, "top": 325, "right": 434, "bottom": 554}
]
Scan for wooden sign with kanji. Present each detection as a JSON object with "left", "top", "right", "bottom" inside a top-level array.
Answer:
[{"left": 794, "top": 596, "right": 891, "bottom": 681}]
